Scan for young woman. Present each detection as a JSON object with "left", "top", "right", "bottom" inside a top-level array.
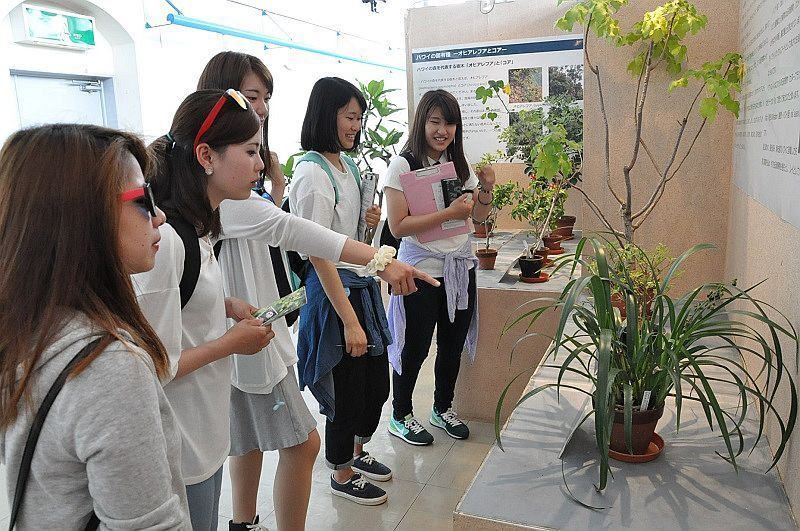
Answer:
[
  {"left": 288, "top": 77, "right": 402, "bottom": 506},
  {"left": 384, "top": 89, "right": 496, "bottom": 445},
  {"left": 198, "top": 53, "right": 435, "bottom": 529},
  {"left": 133, "top": 89, "right": 274, "bottom": 531},
  {"left": 0, "top": 124, "right": 189, "bottom": 528}
]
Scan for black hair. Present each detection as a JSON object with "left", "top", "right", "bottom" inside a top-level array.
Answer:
[
  {"left": 300, "top": 77, "right": 366, "bottom": 153},
  {"left": 149, "top": 89, "right": 260, "bottom": 238},
  {"left": 197, "top": 51, "right": 274, "bottom": 178},
  {"left": 403, "top": 89, "right": 470, "bottom": 184}
]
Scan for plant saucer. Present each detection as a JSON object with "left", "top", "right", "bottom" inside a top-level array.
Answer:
[
  {"left": 608, "top": 433, "right": 664, "bottom": 463},
  {"left": 547, "top": 248, "right": 566, "bottom": 255},
  {"left": 519, "top": 272, "right": 550, "bottom": 283}
]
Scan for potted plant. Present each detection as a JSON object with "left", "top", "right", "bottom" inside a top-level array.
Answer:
[
  {"left": 476, "top": 181, "right": 515, "bottom": 270},
  {"left": 553, "top": 0, "right": 743, "bottom": 245},
  {"left": 351, "top": 79, "right": 406, "bottom": 175},
  {"left": 508, "top": 125, "right": 579, "bottom": 255},
  {"left": 473, "top": 151, "right": 506, "bottom": 237},
  {"left": 497, "top": 236, "right": 798, "bottom": 496},
  {"left": 518, "top": 243, "right": 545, "bottom": 282}
]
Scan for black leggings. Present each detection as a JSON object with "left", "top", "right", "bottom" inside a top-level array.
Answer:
[
  {"left": 391, "top": 269, "right": 476, "bottom": 419},
  {"left": 325, "top": 290, "right": 390, "bottom": 468}
]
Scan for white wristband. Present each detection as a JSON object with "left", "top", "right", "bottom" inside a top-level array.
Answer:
[{"left": 365, "top": 245, "right": 396, "bottom": 275}]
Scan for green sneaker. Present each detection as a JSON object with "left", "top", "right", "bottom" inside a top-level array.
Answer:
[
  {"left": 388, "top": 414, "right": 434, "bottom": 446},
  {"left": 430, "top": 407, "right": 470, "bottom": 439}
]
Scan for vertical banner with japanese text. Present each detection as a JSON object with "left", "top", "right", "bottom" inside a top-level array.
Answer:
[{"left": 411, "top": 35, "right": 583, "bottom": 162}]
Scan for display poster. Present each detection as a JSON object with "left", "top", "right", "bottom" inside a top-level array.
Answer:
[
  {"left": 411, "top": 35, "right": 583, "bottom": 162},
  {"left": 734, "top": 0, "right": 800, "bottom": 228}
]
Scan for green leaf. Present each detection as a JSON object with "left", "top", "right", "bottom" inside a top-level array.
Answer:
[
  {"left": 487, "top": 112, "right": 498, "bottom": 121},
  {"left": 699, "top": 97, "right": 719, "bottom": 121},
  {"left": 669, "top": 77, "right": 689, "bottom": 92}
]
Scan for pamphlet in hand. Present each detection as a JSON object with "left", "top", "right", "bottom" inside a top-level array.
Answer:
[
  {"left": 358, "top": 171, "right": 379, "bottom": 243},
  {"left": 253, "top": 287, "right": 307, "bottom": 325}
]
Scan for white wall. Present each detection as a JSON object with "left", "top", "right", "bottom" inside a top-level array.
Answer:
[{"left": 1, "top": 0, "right": 412, "bottom": 164}]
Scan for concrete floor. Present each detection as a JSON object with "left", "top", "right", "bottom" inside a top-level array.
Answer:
[{"left": 216, "top": 350, "right": 495, "bottom": 530}]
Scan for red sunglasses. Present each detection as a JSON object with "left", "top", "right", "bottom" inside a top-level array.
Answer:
[
  {"left": 193, "top": 88, "right": 249, "bottom": 152},
  {"left": 119, "top": 182, "right": 157, "bottom": 217}
]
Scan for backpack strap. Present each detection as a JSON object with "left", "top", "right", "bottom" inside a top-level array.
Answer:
[
  {"left": 399, "top": 151, "right": 424, "bottom": 172},
  {"left": 9, "top": 338, "right": 104, "bottom": 531},
  {"left": 164, "top": 212, "right": 200, "bottom": 310},
  {"left": 298, "top": 152, "right": 361, "bottom": 206}
]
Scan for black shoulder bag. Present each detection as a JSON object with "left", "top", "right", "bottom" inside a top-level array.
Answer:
[{"left": 8, "top": 338, "right": 103, "bottom": 531}]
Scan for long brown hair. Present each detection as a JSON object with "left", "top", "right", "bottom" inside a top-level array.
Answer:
[
  {"left": 149, "top": 89, "right": 260, "bottom": 238},
  {"left": 197, "top": 51, "right": 274, "bottom": 177},
  {"left": 0, "top": 124, "right": 170, "bottom": 428},
  {"left": 403, "top": 89, "right": 470, "bottom": 184}
]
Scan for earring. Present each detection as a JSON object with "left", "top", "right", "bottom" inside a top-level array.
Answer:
[{"left": 205, "top": 167, "right": 213, "bottom": 176}]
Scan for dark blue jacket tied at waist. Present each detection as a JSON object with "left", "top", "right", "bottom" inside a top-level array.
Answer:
[{"left": 297, "top": 267, "right": 392, "bottom": 420}]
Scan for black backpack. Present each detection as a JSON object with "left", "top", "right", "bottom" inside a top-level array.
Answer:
[
  {"left": 168, "top": 210, "right": 299, "bottom": 326},
  {"left": 379, "top": 151, "right": 423, "bottom": 252}
]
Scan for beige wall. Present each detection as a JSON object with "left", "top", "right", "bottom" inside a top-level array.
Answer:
[
  {"left": 407, "top": 0, "right": 739, "bottom": 292},
  {"left": 725, "top": 0, "right": 800, "bottom": 512}
]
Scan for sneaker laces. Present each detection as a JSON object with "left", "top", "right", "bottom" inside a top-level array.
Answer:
[
  {"left": 245, "top": 523, "right": 269, "bottom": 531},
  {"left": 351, "top": 474, "right": 368, "bottom": 490},
  {"left": 405, "top": 417, "right": 426, "bottom": 434},
  {"left": 441, "top": 409, "right": 463, "bottom": 426},
  {"left": 359, "top": 452, "right": 375, "bottom": 465}
]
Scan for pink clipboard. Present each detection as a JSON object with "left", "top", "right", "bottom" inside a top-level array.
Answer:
[{"left": 399, "top": 161, "right": 470, "bottom": 243}]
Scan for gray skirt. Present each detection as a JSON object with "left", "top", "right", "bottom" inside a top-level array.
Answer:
[{"left": 229, "top": 369, "right": 317, "bottom": 455}]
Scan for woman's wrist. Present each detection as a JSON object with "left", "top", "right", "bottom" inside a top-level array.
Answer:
[{"left": 364, "top": 245, "right": 396, "bottom": 275}]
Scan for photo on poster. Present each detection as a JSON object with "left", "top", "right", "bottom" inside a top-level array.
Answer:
[
  {"left": 508, "top": 67, "right": 543, "bottom": 103},
  {"left": 548, "top": 64, "right": 583, "bottom": 100}
]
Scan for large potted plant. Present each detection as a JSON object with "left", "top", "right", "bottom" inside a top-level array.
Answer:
[
  {"left": 497, "top": 236, "right": 798, "bottom": 494},
  {"left": 554, "top": 0, "right": 743, "bottom": 244}
]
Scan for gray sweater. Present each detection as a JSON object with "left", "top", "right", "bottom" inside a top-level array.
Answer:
[{"left": 1, "top": 315, "right": 190, "bottom": 529}]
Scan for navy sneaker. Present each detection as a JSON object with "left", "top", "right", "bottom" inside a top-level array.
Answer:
[
  {"left": 430, "top": 407, "right": 470, "bottom": 439},
  {"left": 330, "top": 473, "right": 388, "bottom": 505},
  {"left": 352, "top": 451, "right": 392, "bottom": 481},
  {"left": 388, "top": 414, "right": 434, "bottom": 445}
]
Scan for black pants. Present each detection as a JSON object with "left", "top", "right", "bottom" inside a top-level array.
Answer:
[
  {"left": 325, "top": 290, "right": 390, "bottom": 469},
  {"left": 392, "top": 268, "right": 476, "bottom": 419}
]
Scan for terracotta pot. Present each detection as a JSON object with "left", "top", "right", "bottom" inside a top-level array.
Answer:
[
  {"left": 519, "top": 256, "right": 543, "bottom": 279},
  {"left": 542, "top": 235, "right": 563, "bottom": 251},
  {"left": 610, "top": 404, "right": 665, "bottom": 455},
  {"left": 533, "top": 247, "right": 549, "bottom": 260},
  {"left": 476, "top": 248, "right": 498, "bottom": 270},
  {"left": 473, "top": 219, "right": 493, "bottom": 238},
  {"left": 551, "top": 226, "right": 573, "bottom": 238},
  {"left": 612, "top": 289, "right": 656, "bottom": 320},
  {"left": 556, "top": 215, "right": 576, "bottom": 228}
]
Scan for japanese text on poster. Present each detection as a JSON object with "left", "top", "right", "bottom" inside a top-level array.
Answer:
[
  {"left": 734, "top": 0, "right": 800, "bottom": 228},
  {"left": 411, "top": 35, "right": 583, "bottom": 162}
]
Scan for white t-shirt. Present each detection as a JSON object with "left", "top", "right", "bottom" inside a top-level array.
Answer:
[
  {"left": 132, "top": 223, "right": 230, "bottom": 485},
  {"left": 218, "top": 192, "right": 347, "bottom": 394},
  {"left": 289, "top": 153, "right": 366, "bottom": 275},
  {"left": 383, "top": 152, "right": 480, "bottom": 277}
]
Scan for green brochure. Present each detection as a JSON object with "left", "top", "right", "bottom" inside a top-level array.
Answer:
[{"left": 253, "top": 287, "right": 307, "bottom": 325}]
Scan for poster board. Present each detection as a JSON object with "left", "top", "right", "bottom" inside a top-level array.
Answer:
[
  {"left": 411, "top": 35, "right": 583, "bottom": 162},
  {"left": 734, "top": 0, "right": 800, "bottom": 229}
]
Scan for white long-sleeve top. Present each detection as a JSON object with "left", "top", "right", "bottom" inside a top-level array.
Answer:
[
  {"left": 132, "top": 224, "right": 230, "bottom": 485},
  {"left": 218, "top": 192, "right": 347, "bottom": 394}
]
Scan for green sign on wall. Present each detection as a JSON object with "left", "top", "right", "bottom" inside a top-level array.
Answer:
[{"left": 22, "top": 5, "right": 95, "bottom": 48}]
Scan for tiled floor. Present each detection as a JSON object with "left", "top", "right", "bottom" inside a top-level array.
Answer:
[
  {"left": 0, "top": 349, "right": 494, "bottom": 531},
  {"left": 216, "top": 349, "right": 495, "bottom": 530}
]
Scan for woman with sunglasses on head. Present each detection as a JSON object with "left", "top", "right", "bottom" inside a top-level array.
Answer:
[
  {"left": 198, "top": 52, "right": 438, "bottom": 529},
  {"left": 0, "top": 124, "right": 189, "bottom": 528},
  {"left": 133, "top": 88, "right": 274, "bottom": 530}
]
